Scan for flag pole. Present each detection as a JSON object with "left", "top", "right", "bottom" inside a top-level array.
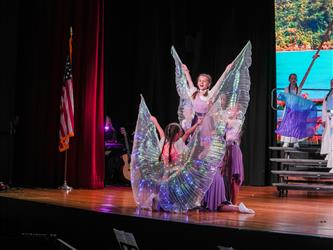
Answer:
[
  {"left": 58, "top": 26, "right": 74, "bottom": 192},
  {"left": 58, "top": 149, "right": 72, "bottom": 191}
]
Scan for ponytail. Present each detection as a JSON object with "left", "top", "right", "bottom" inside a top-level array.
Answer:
[{"left": 161, "top": 123, "right": 181, "bottom": 164}]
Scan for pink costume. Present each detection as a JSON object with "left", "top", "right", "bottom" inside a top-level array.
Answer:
[{"left": 159, "top": 138, "right": 187, "bottom": 166}]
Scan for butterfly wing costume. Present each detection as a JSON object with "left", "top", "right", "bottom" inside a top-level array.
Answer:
[{"left": 131, "top": 42, "right": 252, "bottom": 212}]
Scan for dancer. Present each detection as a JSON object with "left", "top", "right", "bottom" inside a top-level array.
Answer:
[
  {"left": 149, "top": 116, "right": 201, "bottom": 166},
  {"left": 171, "top": 42, "right": 253, "bottom": 213},
  {"left": 223, "top": 104, "right": 245, "bottom": 205},
  {"left": 321, "top": 79, "right": 333, "bottom": 172},
  {"left": 148, "top": 116, "right": 202, "bottom": 210},
  {"left": 171, "top": 42, "right": 252, "bottom": 139},
  {"left": 275, "top": 74, "right": 317, "bottom": 148},
  {"left": 180, "top": 61, "right": 232, "bottom": 136},
  {"left": 131, "top": 42, "right": 253, "bottom": 213},
  {"left": 279, "top": 74, "right": 302, "bottom": 147},
  {"left": 203, "top": 103, "right": 254, "bottom": 214},
  {"left": 131, "top": 95, "right": 224, "bottom": 213}
]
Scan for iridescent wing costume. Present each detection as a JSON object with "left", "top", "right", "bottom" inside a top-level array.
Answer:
[
  {"left": 131, "top": 95, "right": 225, "bottom": 212},
  {"left": 131, "top": 42, "right": 252, "bottom": 212},
  {"left": 171, "top": 41, "right": 252, "bottom": 126}
]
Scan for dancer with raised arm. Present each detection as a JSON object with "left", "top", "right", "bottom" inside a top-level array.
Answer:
[
  {"left": 170, "top": 42, "right": 254, "bottom": 213},
  {"left": 131, "top": 95, "right": 224, "bottom": 212}
]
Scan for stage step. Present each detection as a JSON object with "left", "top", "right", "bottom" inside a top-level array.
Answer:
[
  {"left": 269, "top": 144, "right": 331, "bottom": 196},
  {"left": 271, "top": 170, "right": 333, "bottom": 178},
  {"left": 269, "top": 146, "right": 321, "bottom": 153},
  {"left": 272, "top": 182, "right": 333, "bottom": 191},
  {"left": 270, "top": 158, "right": 327, "bottom": 166}
]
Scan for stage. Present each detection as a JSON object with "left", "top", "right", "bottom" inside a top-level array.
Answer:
[{"left": 1, "top": 186, "right": 333, "bottom": 249}]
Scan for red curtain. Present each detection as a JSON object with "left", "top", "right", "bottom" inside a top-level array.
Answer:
[
  {"left": 67, "top": 0, "right": 105, "bottom": 188},
  {"left": 11, "top": 0, "right": 105, "bottom": 189}
]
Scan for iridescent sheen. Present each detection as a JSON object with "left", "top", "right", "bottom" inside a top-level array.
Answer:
[{"left": 131, "top": 42, "right": 252, "bottom": 212}]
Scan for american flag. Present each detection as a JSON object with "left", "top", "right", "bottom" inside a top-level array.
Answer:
[{"left": 59, "top": 55, "right": 74, "bottom": 152}]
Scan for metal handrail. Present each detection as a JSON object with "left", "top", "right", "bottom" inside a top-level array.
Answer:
[
  {"left": 275, "top": 87, "right": 330, "bottom": 91},
  {"left": 271, "top": 88, "right": 278, "bottom": 111}
]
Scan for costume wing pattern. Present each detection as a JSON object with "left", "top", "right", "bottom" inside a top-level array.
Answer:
[
  {"left": 130, "top": 95, "right": 164, "bottom": 210},
  {"left": 172, "top": 41, "right": 252, "bottom": 127},
  {"left": 158, "top": 101, "right": 226, "bottom": 212},
  {"left": 131, "top": 96, "right": 226, "bottom": 212},
  {"left": 131, "top": 42, "right": 252, "bottom": 212},
  {"left": 171, "top": 46, "right": 194, "bottom": 129},
  {"left": 210, "top": 41, "right": 252, "bottom": 122}
]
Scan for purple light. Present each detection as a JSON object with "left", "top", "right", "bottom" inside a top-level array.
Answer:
[{"left": 105, "top": 125, "right": 110, "bottom": 131}]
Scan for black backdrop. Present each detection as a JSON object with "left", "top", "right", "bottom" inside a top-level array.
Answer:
[
  {"left": 105, "top": 0, "right": 276, "bottom": 185},
  {"left": 0, "top": 0, "right": 19, "bottom": 186}
]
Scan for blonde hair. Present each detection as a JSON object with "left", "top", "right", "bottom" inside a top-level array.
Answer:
[
  {"left": 192, "top": 73, "right": 212, "bottom": 99},
  {"left": 197, "top": 74, "right": 212, "bottom": 88}
]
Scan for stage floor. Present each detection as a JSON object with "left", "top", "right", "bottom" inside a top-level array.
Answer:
[{"left": 1, "top": 185, "right": 333, "bottom": 240}]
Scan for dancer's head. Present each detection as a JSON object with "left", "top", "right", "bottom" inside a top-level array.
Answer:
[
  {"left": 196, "top": 74, "right": 212, "bottom": 91},
  {"left": 161, "top": 122, "right": 184, "bottom": 164},
  {"left": 164, "top": 123, "right": 183, "bottom": 142},
  {"left": 191, "top": 73, "right": 212, "bottom": 99},
  {"left": 288, "top": 73, "right": 297, "bottom": 86}
]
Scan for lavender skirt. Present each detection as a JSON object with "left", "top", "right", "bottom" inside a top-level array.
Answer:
[
  {"left": 202, "top": 168, "right": 227, "bottom": 211},
  {"left": 202, "top": 143, "right": 244, "bottom": 210},
  {"left": 224, "top": 143, "right": 244, "bottom": 186}
]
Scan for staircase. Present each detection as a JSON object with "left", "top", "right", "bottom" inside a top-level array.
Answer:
[{"left": 269, "top": 145, "right": 333, "bottom": 197}]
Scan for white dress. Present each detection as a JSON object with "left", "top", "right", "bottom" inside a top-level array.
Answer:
[{"left": 320, "top": 93, "right": 333, "bottom": 170}]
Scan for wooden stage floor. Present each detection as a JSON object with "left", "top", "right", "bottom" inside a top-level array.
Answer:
[{"left": 1, "top": 185, "right": 333, "bottom": 249}]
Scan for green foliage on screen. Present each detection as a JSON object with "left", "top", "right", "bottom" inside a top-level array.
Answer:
[{"left": 275, "top": 0, "right": 333, "bottom": 51}]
